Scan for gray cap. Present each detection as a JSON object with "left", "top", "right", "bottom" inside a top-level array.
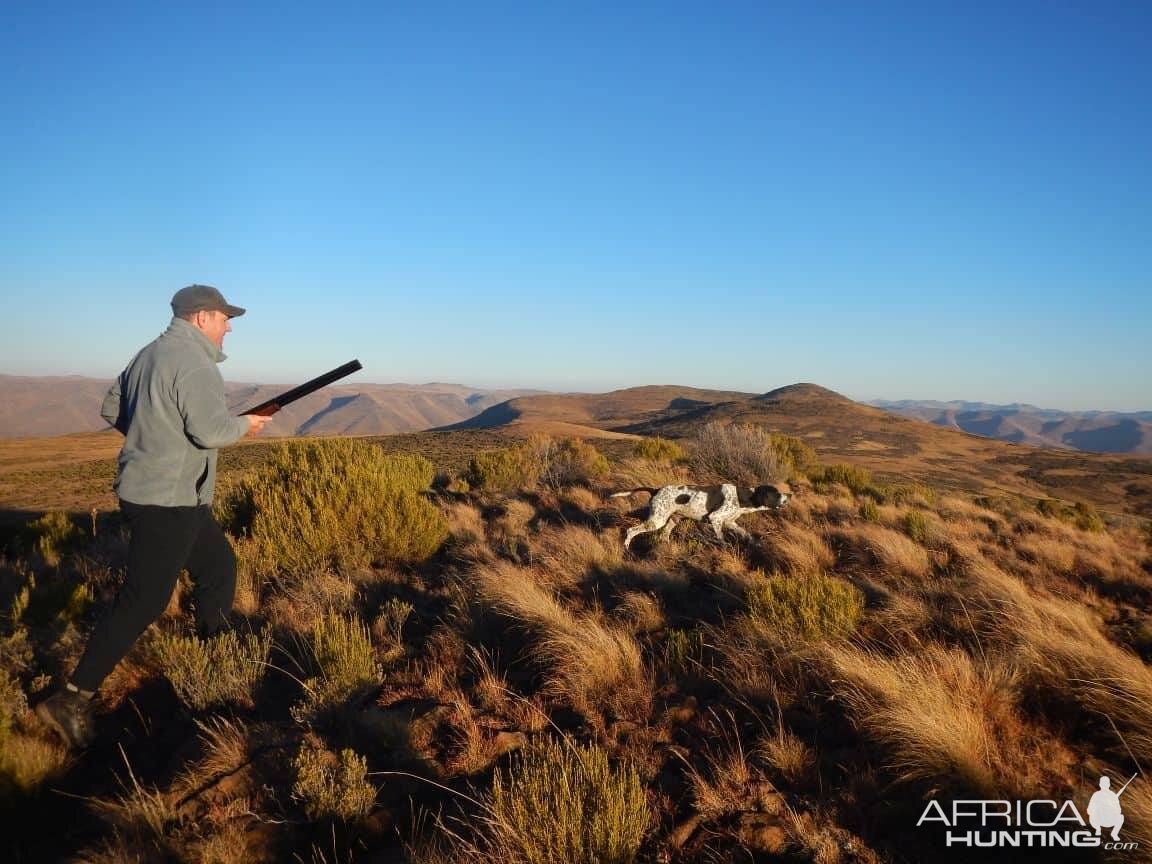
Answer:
[{"left": 171, "top": 284, "right": 246, "bottom": 318}]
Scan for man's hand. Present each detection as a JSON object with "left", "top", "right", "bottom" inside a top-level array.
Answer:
[{"left": 245, "top": 414, "right": 271, "bottom": 437}]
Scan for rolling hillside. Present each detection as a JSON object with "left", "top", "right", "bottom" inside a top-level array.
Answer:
[{"left": 0, "top": 375, "right": 541, "bottom": 438}]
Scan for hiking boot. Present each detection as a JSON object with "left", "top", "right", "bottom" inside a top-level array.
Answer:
[{"left": 35, "top": 686, "right": 96, "bottom": 749}]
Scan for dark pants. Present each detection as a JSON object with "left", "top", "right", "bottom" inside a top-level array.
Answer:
[{"left": 70, "top": 500, "right": 237, "bottom": 692}]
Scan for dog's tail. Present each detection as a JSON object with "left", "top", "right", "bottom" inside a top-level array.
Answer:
[{"left": 609, "top": 487, "right": 659, "bottom": 498}]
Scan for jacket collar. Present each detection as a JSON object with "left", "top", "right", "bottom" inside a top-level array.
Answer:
[{"left": 166, "top": 317, "right": 228, "bottom": 362}]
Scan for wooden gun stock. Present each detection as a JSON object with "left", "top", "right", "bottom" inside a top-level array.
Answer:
[{"left": 241, "top": 359, "right": 363, "bottom": 416}]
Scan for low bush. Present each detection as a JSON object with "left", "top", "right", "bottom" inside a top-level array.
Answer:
[
  {"left": 904, "top": 510, "right": 935, "bottom": 544},
  {"left": 292, "top": 736, "right": 376, "bottom": 822},
  {"left": 26, "top": 511, "right": 83, "bottom": 567},
  {"left": 485, "top": 737, "right": 650, "bottom": 864},
  {"left": 297, "top": 613, "right": 381, "bottom": 719},
  {"left": 1035, "top": 499, "right": 1108, "bottom": 534},
  {"left": 746, "top": 574, "right": 864, "bottom": 641},
  {"left": 664, "top": 627, "right": 705, "bottom": 675},
  {"left": 631, "top": 437, "right": 687, "bottom": 463},
  {"left": 151, "top": 628, "right": 272, "bottom": 711},
  {"left": 0, "top": 672, "right": 66, "bottom": 799},
  {"left": 221, "top": 440, "right": 447, "bottom": 576},
  {"left": 810, "top": 463, "right": 874, "bottom": 496},
  {"left": 467, "top": 446, "right": 542, "bottom": 493},
  {"left": 1073, "top": 502, "right": 1107, "bottom": 534},
  {"left": 690, "top": 422, "right": 796, "bottom": 485},
  {"left": 372, "top": 597, "right": 414, "bottom": 662},
  {"left": 468, "top": 437, "right": 610, "bottom": 492},
  {"left": 531, "top": 436, "right": 610, "bottom": 490}
]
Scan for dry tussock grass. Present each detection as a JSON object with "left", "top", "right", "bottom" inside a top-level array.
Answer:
[
  {"left": 687, "top": 739, "right": 781, "bottom": 820},
  {"left": 560, "top": 485, "right": 603, "bottom": 513},
  {"left": 474, "top": 563, "right": 649, "bottom": 719},
  {"left": 442, "top": 500, "right": 493, "bottom": 563},
  {"left": 943, "top": 555, "right": 1152, "bottom": 774},
  {"left": 263, "top": 568, "right": 357, "bottom": 635},
  {"left": 763, "top": 523, "right": 835, "bottom": 576},
  {"left": 679, "top": 545, "right": 761, "bottom": 595},
  {"left": 711, "top": 618, "right": 820, "bottom": 712},
  {"left": 823, "top": 497, "right": 857, "bottom": 524},
  {"left": 467, "top": 647, "right": 511, "bottom": 714},
  {"left": 1015, "top": 534, "right": 1077, "bottom": 573},
  {"left": 532, "top": 523, "right": 623, "bottom": 586},
  {"left": 821, "top": 642, "right": 1063, "bottom": 797},
  {"left": 779, "top": 492, "right": 819, "bottom": 525},
  {"left": 829, "top": 523, "right": 932, "bottom": 583},
  {"left": 755, "top": 727, "right": 815, "bottom": 785},
  {"left": 1015, "top": 601, "right": 1152, "bottom": 765},
  {"left": 613, "top": 591, "right": 665, "bottom": 634}
]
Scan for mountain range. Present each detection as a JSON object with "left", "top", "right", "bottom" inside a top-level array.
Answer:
[
  {"left": 0, "top": 375, "right": 542, "bottom": 439},
  {"left": 2, "top": 374, "right": 1150, "bottom": 458},
  {"left": 868, "top": 399, "right": 1152, "bottom": 455}
]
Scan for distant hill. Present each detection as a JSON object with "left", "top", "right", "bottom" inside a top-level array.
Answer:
[
  {"left": 0, "top": 375, "right": 542, "bottom": 438},
  {"left": 869, "top": 399, "right": 1152, "bottom": 455},
  {"left": 439, "top": 384, "right": 755, "bottom": 439}
]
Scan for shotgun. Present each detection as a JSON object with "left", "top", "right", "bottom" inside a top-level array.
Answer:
[{"left": 241, "top": 359, "right": 363, "bottom": 416}]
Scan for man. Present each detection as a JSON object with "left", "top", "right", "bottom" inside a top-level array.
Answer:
[{"left": 36, "top": 284, "right": 270, "bottom": 748}]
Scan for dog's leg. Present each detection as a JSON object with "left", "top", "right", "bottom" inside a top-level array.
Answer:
[
  {"left": 624, "top": 515, "right": 668, "bottom": 550},
  {"left": 725, "top": 522, "right": 752, "bottom": 543},
  {"left": 658, "top": 517, "right": 678, "bottom": 542},
  {"left": 707, "top": 514, "right": 727, "bottom": 543}
]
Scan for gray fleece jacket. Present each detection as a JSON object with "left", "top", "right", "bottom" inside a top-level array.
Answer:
[{"left": 100, "top": 318, "right": 249, "bottom": 507}]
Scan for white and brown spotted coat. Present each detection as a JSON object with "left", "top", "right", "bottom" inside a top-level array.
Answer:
[{"left": 611, "top": 483, "right": 790, "bottom": 549}]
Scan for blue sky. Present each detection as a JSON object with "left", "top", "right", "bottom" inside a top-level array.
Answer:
[{"left": 3, "top": 1, "right": 1150, "bottom": 410}]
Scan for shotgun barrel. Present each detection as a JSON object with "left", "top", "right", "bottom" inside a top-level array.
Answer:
[{"left": 241, "top": 359, "right": 363, "bottom": 416}]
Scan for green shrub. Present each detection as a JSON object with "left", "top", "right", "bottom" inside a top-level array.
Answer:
[
  {"left": 0, "top": 672, "right": 65, "bottom": 799},
  {"left": 888, "top": 482, "right": 937, "bottom": 506},
  {"left": 467, "top": 446, "right": 543, "bottom": 493},
  {"left": 770, "top": 433, "right": 818, "bottom": 476},
  {"left": 1037, "top": 498, "right": 1073, "bottom": 520},
  {"left": 467, "top": 437, "right": 609, "bottom": 492},
  {"left": 1036, "top": 498, "right": 1108, "bottom": 533},
  {"left": 531, "top": 436, "right": 610, "bottom": 489},
  {"left": 632, "top": 437, "right": 687, "bottom": 463},
  {"left": 859, "top": 500, "right": 880, "bottom": 522},
  {"left": 690, "top": 422, "right": 796, "bottom": 486},
  {"left": 372, "top": 597, "right": 414, "bottom": 662},
  {"left": 292, "top": 737, "right": 376, "bottom": 822},
  {"left": 151, "top": 628, "right": 272, "bottom": 711},
  {"left": 221, "top": 439, "right": 447, "bottom": 576},
  {"left": 746, "top": 574, "right": 864, "bottom": 641},
  {"left": 664, "top": 627, "right": 705, "bottom": 675},
  {"left": 297, "top": 613, "right": 381, "bottom": 719},
  {"left": 810, "top": 463, "right": 874, "bottom": 496},
  {"left": 1073, "top": 502, "right": 1107, "bottom": 534},
  {"left": 26, "top": 512, "right": 83, "bottom": 566},
  {"left": 904, "top": 510, "right": 934, "bottom": 544},
  {"left": 486, "top": 738, "right": 650, "bottom": 864},
  {"left": 7, "top": 572, "right": 92, "bottom": 628}
]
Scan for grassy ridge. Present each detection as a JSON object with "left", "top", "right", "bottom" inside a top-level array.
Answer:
[{"left": 1, "top": 430, "right": 1150, "bottom": 862}]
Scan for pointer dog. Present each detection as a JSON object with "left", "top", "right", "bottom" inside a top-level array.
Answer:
[{"left": 611, "top": 483, "right": 790, "bottom": 549}]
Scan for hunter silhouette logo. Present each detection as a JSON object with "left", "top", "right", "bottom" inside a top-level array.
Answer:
[
  {"left": 916, "top": 771, "right": 1141, "bottom": 850},
  {"left": 1087, "top": 773, "right": 1136, "bottom": 842}
]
